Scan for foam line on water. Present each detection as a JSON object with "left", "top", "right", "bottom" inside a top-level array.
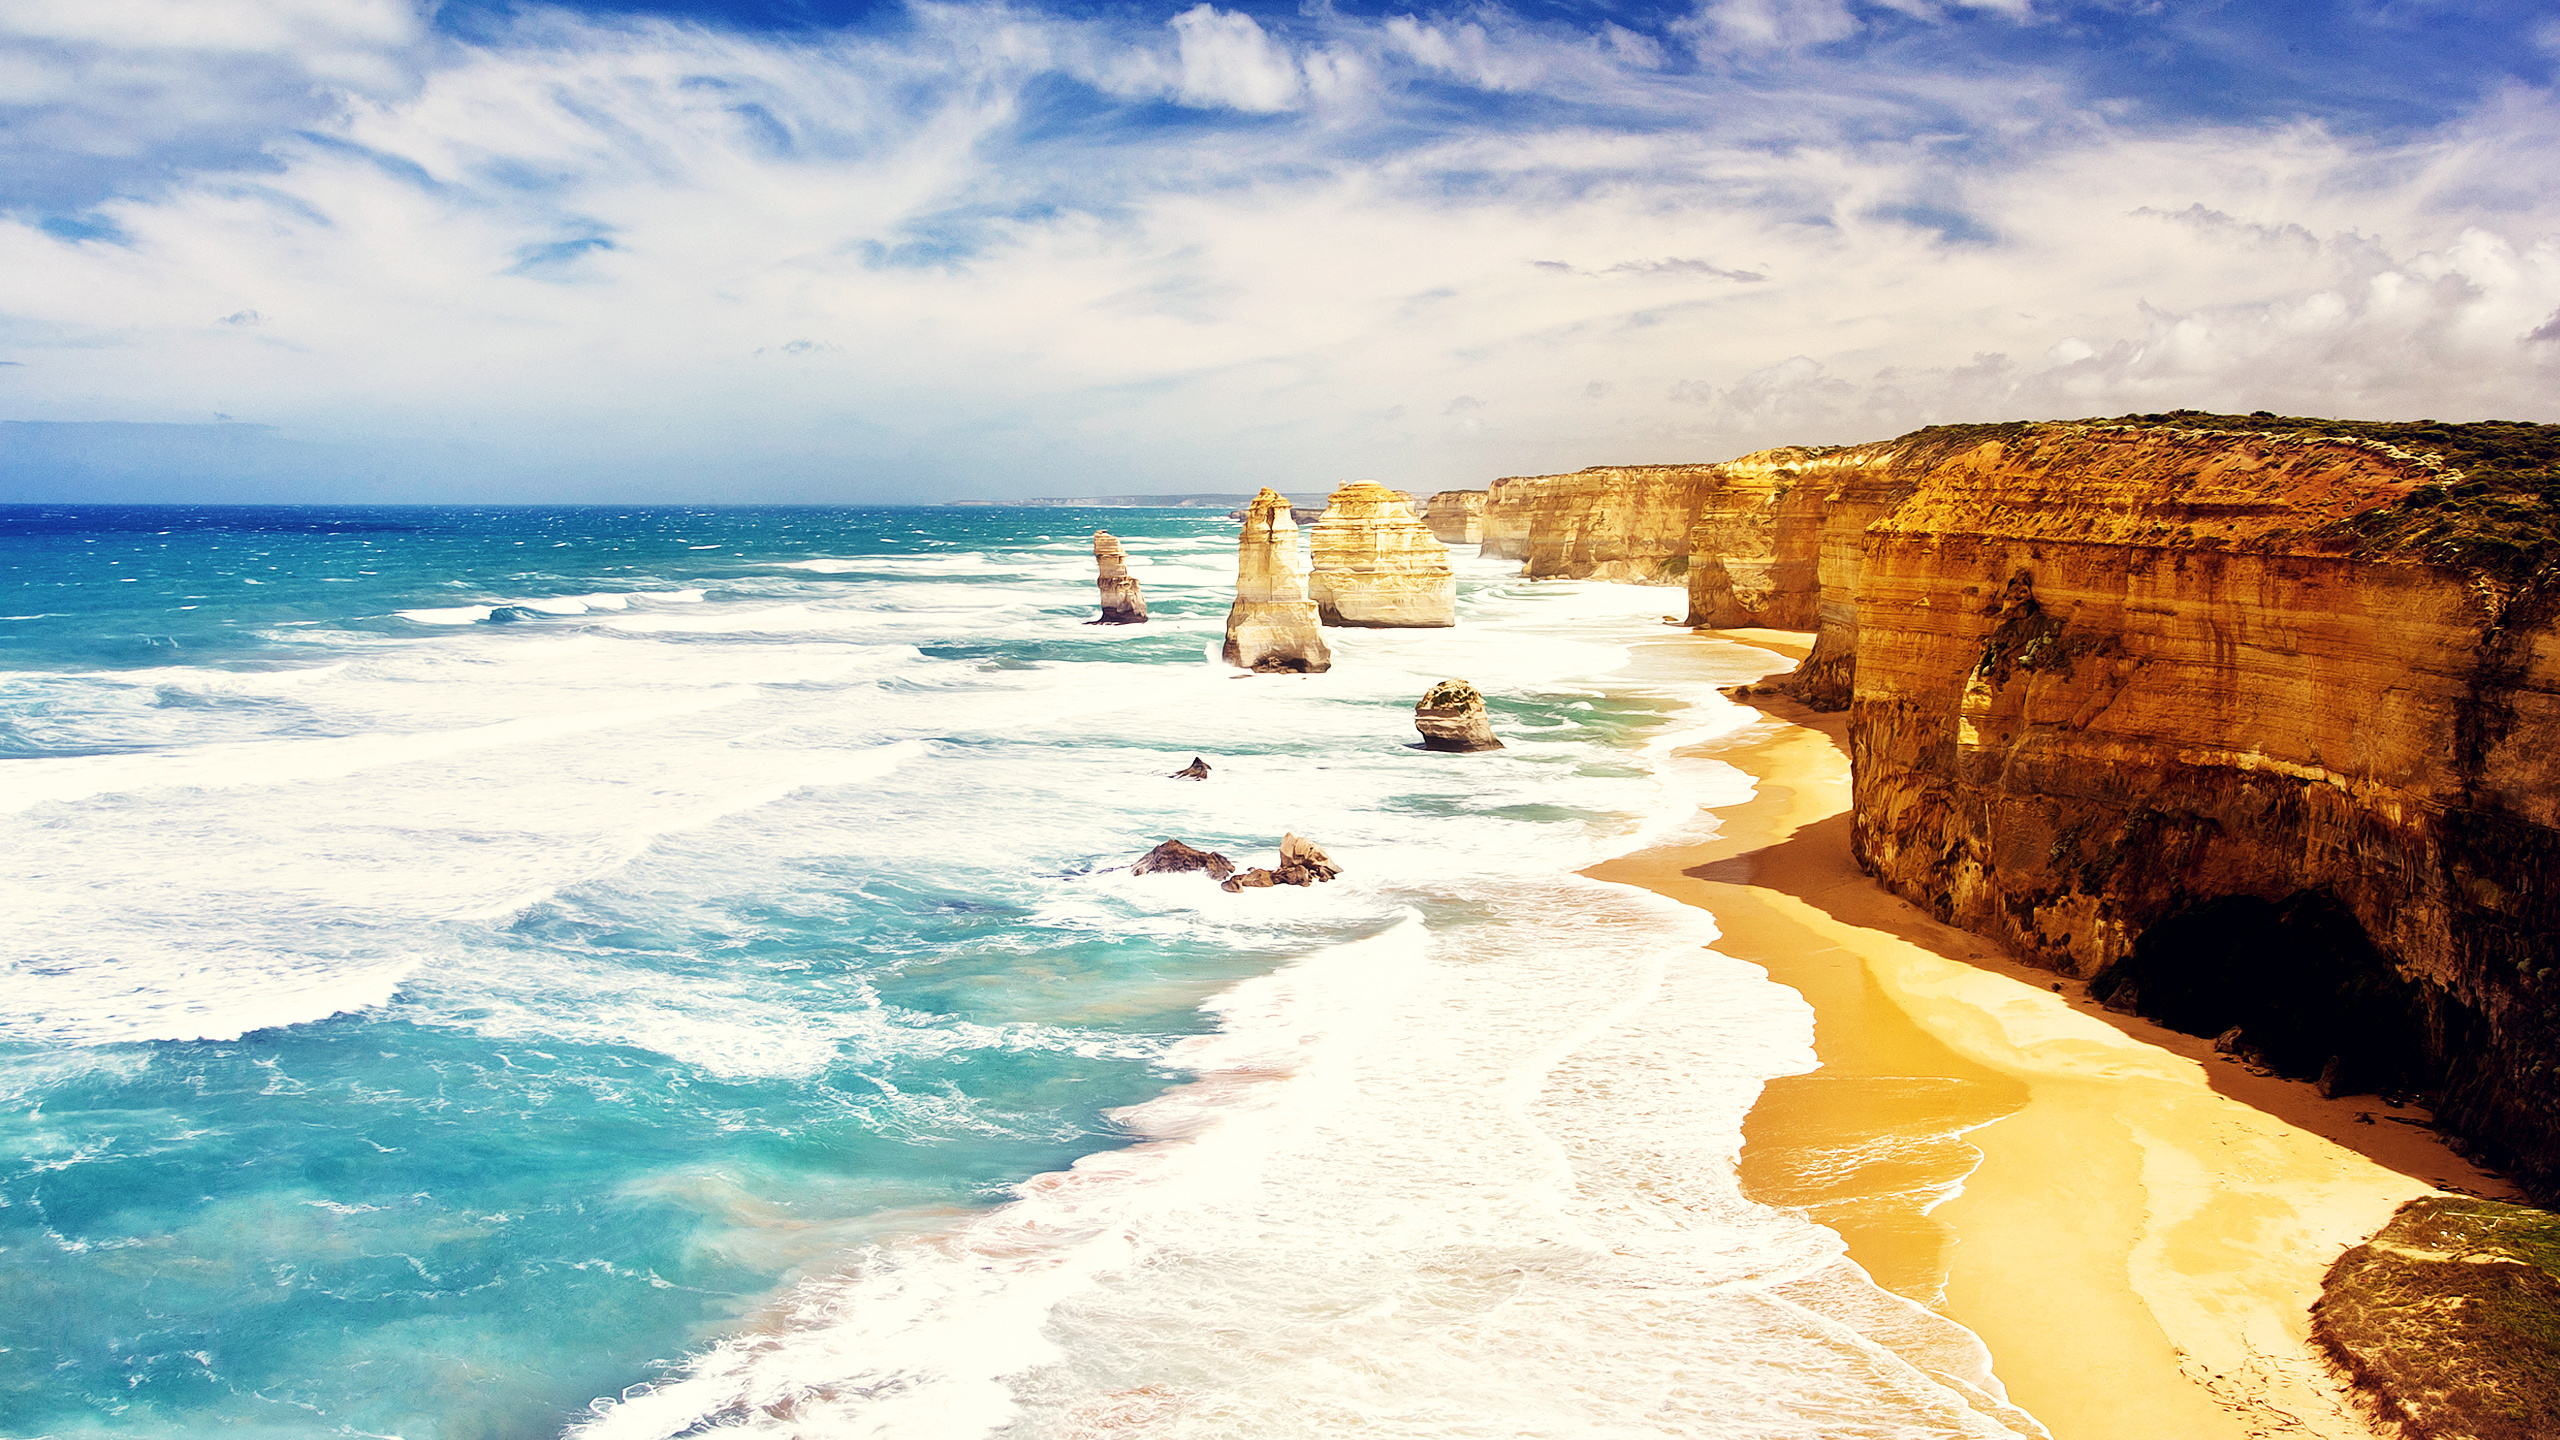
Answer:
[{"left": 576, "top": 883, "right": 2039, "bottom": 1439}]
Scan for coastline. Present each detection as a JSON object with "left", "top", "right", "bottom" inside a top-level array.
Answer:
[{"left": 1587, "top": 629, "right": 2521, "bottom": 1440}]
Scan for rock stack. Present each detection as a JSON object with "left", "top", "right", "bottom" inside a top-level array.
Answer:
[
  {"left": 1306, "top": 482, "right": 1456, "bottom": 628},
  {"left": 1222, "top": 489, "right": 1332, "bottom": 673},
  {"left": 1421, "top": 490, "right": 1488, "bottom": 546},
  {"left": 1090, "top": 531, "right": 1147, "bottom": 624},
  {"left": 1414, "top": 679, "right": 1503, "bottom": 752}
]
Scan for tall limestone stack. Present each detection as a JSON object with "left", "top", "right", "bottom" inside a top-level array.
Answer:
[
  {"left": 1422, "top": 490, "right": 1488, "bottom": 546},
  {"left": 1307, "top": 482, "right": 1457, "bottom": 628},
  {"left": 1090, "top": 530, "right": 1147, "bottom": 624},
  {"left": 1221, "top": 489, "right": 1333, "bottom": 673}
]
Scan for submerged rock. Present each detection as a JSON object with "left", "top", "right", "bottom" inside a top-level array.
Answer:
[
  {"left": 1090, "top": 530, "right": 1147, "bottom": 624},
  {"left": 1131, "top": 839, "right": 1233, "bottom": 880},
  {"left": 1218, "top": 832, "right": 1341, "bottom": 891},
  {"left": 1168, "top": 757, "right": 1212, "bottom": 781},
  {"left": 1414, "top": 678, "right": 1504, "bottom": 752},
  {"left": 1222, "top": 489, "right": 1332, "bottom": 674},
  {"left": 1307, "top": 482, "right": 1457, "bottom": 628}
]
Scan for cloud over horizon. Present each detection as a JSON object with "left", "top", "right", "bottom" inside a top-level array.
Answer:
[{"left": 2, "top": 0, "right": 2556, "bottom": 502}]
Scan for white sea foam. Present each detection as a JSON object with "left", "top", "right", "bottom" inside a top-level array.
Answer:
[
  {"left": 393, "top": 588, "right": 691, "bottom": 624},
  {"left": 4, "top": 523, "right": 2039, "bottom": 1436},
  {"left": 579, "top": 893, "right": 2041, "bottom": 1440}
]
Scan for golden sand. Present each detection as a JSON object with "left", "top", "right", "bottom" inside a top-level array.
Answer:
[{"left": 1587, "top": 630, "right": 2518, "bottom": 1440}]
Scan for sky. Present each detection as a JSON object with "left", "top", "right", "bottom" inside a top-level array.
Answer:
[{"left": 1, "top": 0, "right": 2556, "bottom": 502}]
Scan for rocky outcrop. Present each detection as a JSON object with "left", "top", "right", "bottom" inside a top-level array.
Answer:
[
  {"left": 1219, "top": 833, "right": 1340, "bottom": 892},
  {"left": 1422, "top": 490, "right": 1488, "bottom": 546},
  {"left": 1414, "top": 679, "right": 1503, "bottom": 752},
  {"left": 1477, "top": 464, "right": 1720, "bottom": 582},
  {"left": 1090, "top": 530, "right": 1147, "bottom": 624},
  {"left": 2314, "top": 1194, "right": 2560, "bottom": 1439},
  {"left": 1307, "top": 483, "right": 1457, "bottom": 628},
  {"left": 1132, "top": 839, "right": 1233, "bottom": 880},
  {"left": 1168, "top": 757, "right": 1211, "bottom": 781},
  {"left": 1222, "top": 490, "right": 1333, "bottom": 674}
]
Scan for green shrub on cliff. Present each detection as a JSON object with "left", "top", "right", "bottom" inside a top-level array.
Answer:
[{"left": 2094, "top": 409, "right": 2560, "bottom": 586}]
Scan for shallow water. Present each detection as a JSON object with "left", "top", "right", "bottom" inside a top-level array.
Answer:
[{"left": 0, "top": 504, "right": 2038, "bottom": 1438}]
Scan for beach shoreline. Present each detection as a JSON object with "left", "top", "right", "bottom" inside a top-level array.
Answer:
[{"left": 1588, "top": 628, "right": 2520, "bottom": 1440}]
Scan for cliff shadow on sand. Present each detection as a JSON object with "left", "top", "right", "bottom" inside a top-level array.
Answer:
[
  {"left": 1593, "top": 630, "right": 2522, "bottom": 1440},
  {"left": 1700, "top": 684, "right": 2522, "bottom": 1206}
]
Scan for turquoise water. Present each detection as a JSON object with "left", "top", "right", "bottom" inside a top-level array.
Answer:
[{"left": 0, "top": 504, "right": 2044, "bottom": 1440}]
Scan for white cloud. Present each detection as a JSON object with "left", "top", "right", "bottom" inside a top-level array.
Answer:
[
  {"left": 0, "top": 3, "right": 2552, "bottom": 500},
  {"left": 1686, "top": 0, "right": 1862, "bottom": 53},
  {"left": 1169, "top": 5, "right": 1300, "bottom": 112},
  {"left": 1681, "top": 0, "right": 2037, "bottom": 54},
  {"left": 0, "top": 0, "right": 429, "bottom": 209}
]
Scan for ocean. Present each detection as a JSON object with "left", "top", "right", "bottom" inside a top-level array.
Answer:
[{"left": 0, "top": 504, "right": 2037, "bottom": 1439}]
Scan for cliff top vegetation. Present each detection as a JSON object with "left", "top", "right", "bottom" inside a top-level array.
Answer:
[
  {"left": 2088, "top": 410, "right": 2560, "bottom": 585},
  {"left": 1838, "top": 411, "right": 2555, "bottom": 586}
]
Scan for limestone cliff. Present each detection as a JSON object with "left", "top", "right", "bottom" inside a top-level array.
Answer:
[
  {"left": 1307, "top": 482, "right": 1457, "bottom": 628},
  {"left": 1422, "top": 490, "right": 1488, "bottom": 546},
  {"left": 1478, "top": 464, "right": 1718, "bottom": 581},
  {"left": 1090, "top": 530, "right": 1147, "bottom": 624},
  {"left": 1679, "top": 447, "right": 1834, "bottom": 630},
  {"left": 1696, "top": 415, "right": 2560, "bottom": 1195},
  {"left": 1479, "top": 412, "right": 2560, "bottom": 1192},
  {"left": 1222, "top": 489, "right": 1333, "bottom": 673}
]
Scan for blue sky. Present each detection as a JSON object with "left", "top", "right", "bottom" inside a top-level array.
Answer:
[{"left": 3, "top": 0, "right": 2556, "bottom": 501}]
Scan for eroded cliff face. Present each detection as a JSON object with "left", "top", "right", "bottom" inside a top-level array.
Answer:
[
  {"left": 1776, "top": 420, "right": 2560, "bottom": 1194},
  {"left": 1422, "top": 490, "right": 1488, "bottom": 546},
  {"left": 1680, "top": 447, "right": 1833, "bottom": 630},
  {"left": 1483, "top": 415, "right": 2560, "bottom": 1189},
  {"left": 1307, "top": 482, "right": 1456, "bottom": 628},
  {"left": 1478, "top": 464, "right": 1718, "bottom": 582}
]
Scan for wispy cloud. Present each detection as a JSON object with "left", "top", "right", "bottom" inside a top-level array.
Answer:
[{"left": 0, "top": 0, "right": 2553, "bottom": 500}]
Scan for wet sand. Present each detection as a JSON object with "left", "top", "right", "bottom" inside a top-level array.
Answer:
[{"left": 1587, "top": 629, "right": 2519, "bottom": 1440}]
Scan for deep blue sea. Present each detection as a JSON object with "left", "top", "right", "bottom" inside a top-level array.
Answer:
[{"left": 0, "top": 504, "right": 2040, "bottom": 1440}]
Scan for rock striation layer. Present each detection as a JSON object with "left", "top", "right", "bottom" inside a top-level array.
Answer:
[
  {"left": 1222, "top": 489, "right": 1333, "bottom": 673},
  {"left": 1414, "top": 679, "right": 1503, "bottom": 751},
  {"left": 1477, "top": 464, "right": 1720, "bottom": 581},
  {"left": 1090, "top": 530, "right": 1147, "bottom": 624},
  {"left": 1307, "top": 482, "right": 1457, "bottom": 628},
  {"left": 1675, "top": 415, "right": 2560, "bottom": 1195},
  {"left": 1422, "top": 490, "right": 1488, "bottom": 546},
  {"left": 1484, "top": 412, "right": 2560, "bottom": 1194}
]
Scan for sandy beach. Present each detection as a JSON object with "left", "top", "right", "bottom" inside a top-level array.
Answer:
[{"left": 1588, "top": 630, "right": 2521, "bottom": 1440}]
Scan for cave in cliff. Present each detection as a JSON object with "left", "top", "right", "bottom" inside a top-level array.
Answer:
[{"left": 2089, "top": 892, "right": 2430, "bottom": 1096}]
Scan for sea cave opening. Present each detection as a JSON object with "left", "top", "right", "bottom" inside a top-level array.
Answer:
[{"left": 2089, "top": 891, "right": 2429, "bottom": 1097}]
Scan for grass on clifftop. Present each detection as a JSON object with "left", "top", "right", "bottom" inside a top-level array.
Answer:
[
  {"left": 2316, "top": 1195, "right": 2560, "bottom": 1440},
  {"left": 2090, "top": 410, "right": 2560, "bottom": 586}
]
